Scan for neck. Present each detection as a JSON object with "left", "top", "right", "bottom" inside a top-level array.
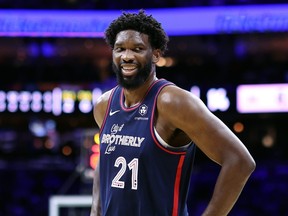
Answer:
[{"left": 123, "top": 73, "right": 157, "bottom": 107}]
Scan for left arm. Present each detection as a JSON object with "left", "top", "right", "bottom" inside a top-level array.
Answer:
[{"left": 157, "top": 85, "right": 256, "bottom": 216}]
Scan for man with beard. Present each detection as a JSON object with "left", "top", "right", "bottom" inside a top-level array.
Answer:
[{"left": 90, "top": 9, "right": 255, "bottom": 216}]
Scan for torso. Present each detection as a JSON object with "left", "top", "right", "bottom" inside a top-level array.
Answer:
[{"left": 97, "top": 79, "right": 195, "bottom": 215}]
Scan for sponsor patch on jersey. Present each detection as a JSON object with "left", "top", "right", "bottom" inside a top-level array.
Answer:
[
  {"left": 139, "top": 104, "right": 148, "bottom": 116},
  {"left": 134, "top": 104, "right": 149, "bottom": 120}
]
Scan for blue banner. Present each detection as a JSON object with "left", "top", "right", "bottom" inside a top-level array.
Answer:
[{"left": 0, "top": 5, "right": 288, "bottom": 37}]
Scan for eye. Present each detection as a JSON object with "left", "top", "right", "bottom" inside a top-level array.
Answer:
[
  {"left": 134, "top": 47, "right": 143, "bottom": 52},
  {"left": 114, "top": 47, "right": 124, "bottom": 52}
]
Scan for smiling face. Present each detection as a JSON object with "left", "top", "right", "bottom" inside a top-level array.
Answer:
[{"left": 112, "top": 30, "right": 158, "bottom": 89}]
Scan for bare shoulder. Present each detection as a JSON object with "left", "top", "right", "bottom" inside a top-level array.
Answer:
[
  {"left": 157, "top": 85, "right": 205, "bottom": 115},
  {"left": 157, "top": 84, "right": 212, "bottom": 132},
  {"left": 93, "top": 89, "right": 113, "bottom": 128},
  {"left": 94, "top": 89, "right": 113, "bottom": 107}
]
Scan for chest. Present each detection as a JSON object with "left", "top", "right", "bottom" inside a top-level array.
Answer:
[{"left": 101, "top": 103, "right": 155, "bottom": 156}]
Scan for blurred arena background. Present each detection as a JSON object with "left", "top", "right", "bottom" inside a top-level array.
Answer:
[{"left": 0, "top": 0, "right": 288, "bottom": 215}]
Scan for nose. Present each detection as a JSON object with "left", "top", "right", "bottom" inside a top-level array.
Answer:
[{"left": 121, "top": 49, "right": 134, "bottom": 61}]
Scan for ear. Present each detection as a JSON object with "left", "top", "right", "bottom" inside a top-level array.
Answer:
[{"left": 152, "top": 49, "right": 161, "bottom": 63}]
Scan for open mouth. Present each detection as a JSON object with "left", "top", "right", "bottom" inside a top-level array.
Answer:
[{"left": 121, "top": 65, "right": 137, "bottom": 76}]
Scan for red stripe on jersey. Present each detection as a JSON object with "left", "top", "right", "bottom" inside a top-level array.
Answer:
[{"left": 172, "top": 155, "right": 185, "bottom": 216}]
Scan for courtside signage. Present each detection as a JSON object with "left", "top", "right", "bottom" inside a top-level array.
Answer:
[{"left": 237, "top": 83, "right": 288, "bottom": 113}]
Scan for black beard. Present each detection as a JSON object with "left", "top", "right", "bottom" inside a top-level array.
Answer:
[{"left": 112, "top": 61, "right": 152, "bottom": 90}]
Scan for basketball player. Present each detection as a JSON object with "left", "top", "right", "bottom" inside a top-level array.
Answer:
[{"left": 90, "top": 9, "right": 256, "bottom": 216}]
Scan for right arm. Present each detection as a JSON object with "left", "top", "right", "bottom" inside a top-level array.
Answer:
[
  {"left": 90, "top": 160, "right": 101, "bottom": 216},
  {"left": 90, "top": 90, "right": 112, "bottom": 216}
]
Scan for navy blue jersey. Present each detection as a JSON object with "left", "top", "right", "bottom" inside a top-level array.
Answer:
[{"left": 99, "top": 79, "right": 196, "bottom": 216}]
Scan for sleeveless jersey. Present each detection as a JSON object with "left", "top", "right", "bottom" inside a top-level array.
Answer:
[{"left": 99, "top": 79, "right": 196, "bottom": 216}]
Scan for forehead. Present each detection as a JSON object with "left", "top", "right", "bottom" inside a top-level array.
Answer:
[{"left": 115, "top": 30, "right": 149, "bottom": 45}]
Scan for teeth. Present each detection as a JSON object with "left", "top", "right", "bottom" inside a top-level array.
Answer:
[
  {"left": 121, "top": 65, "right": 136, "bottom": 70},
  {"left": 123, "top": 67, "right": 136, "bottom": 70}
]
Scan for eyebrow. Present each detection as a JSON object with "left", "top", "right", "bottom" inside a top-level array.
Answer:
[{"left": 114, "top": 42, "right": 146, "bottom": 47}]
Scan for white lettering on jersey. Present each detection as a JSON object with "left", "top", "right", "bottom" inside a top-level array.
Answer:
[{"left": 102, "top": 134, "right": 145, "bottom": 147}]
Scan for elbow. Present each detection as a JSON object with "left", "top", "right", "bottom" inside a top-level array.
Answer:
[
  {"left": 223, "top": 152, "right": 256, "bottom": 178},
  {"left": 238, "top": 154, "right": 256, "bottom": 177},
  {"left": 247, "top": 156, "right": 256, "bottom": 174}
]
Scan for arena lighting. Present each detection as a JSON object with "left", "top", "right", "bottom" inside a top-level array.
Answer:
[
  {"left": 237, "top": 83, "right": 288, "bottom": 113},
  {"left": 1, "top": 83, "right": 288, "bottom": 115},
  {"left": 206, "top": 88, "right": 230, "bottom": 112},
  {"left": 89, "top": 133, "right": 100, "bottom": 169},
  {"left": 0, "top": 87, "right": 103, "bottom": 116},
  {"left": 29, "top": 119, "right": 56, "bottom": 137},
  {"left": 233, "top": 122, "right": 244, "bottom": 133},
  {"left": 1, "top": 4, "right": 288, "bottom": 37}
]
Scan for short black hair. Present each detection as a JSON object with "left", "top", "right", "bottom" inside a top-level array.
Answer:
[{"left": 104, "top": 9, "right": 169, "bottom": 54}]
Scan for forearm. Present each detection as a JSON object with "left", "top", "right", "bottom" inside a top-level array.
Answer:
[
  {"left": 90, "top": 162, "right": 101, "bottom": 216},
  {"left": 202, "top": 160, "right": 255, "bottom": 216}
]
